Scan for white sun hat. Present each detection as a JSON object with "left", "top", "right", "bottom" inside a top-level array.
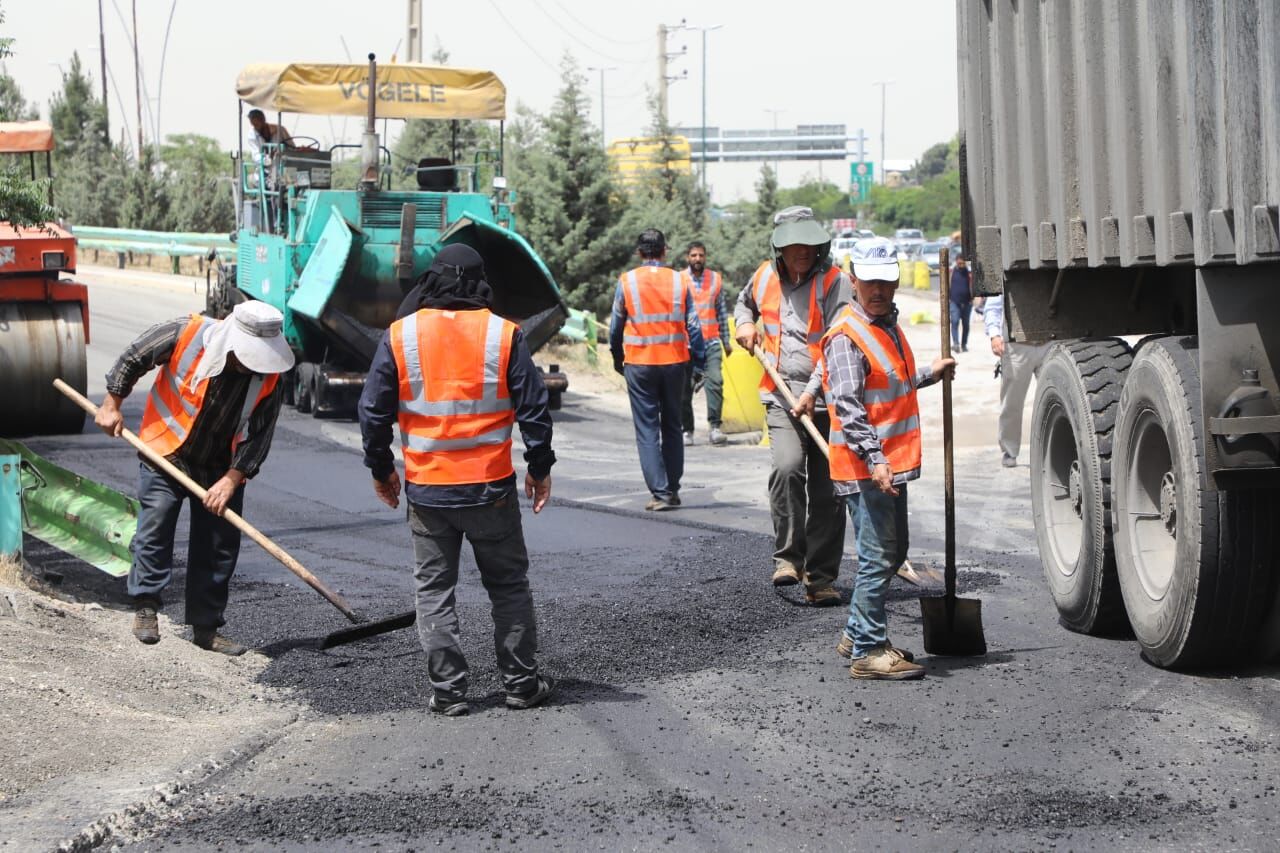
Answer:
[
  {"left": 193, "top": 301, "right": 296, "bottom": 382},
  {"left": 851, "top": 236, "right": 901, "bottom": 283}
]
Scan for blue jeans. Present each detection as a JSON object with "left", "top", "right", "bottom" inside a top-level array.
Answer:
[
  {"left": 843, "top": 485, "right": 910, "bottom": 657},
  {"left": 625, "top": 362, "right": 686, "bottom": 499},
  {"left": 949, "top": 299, "right": 972, "bottom": 349},
  {"left": 128, "top": 462, "right": 244, "bottom": 627}
]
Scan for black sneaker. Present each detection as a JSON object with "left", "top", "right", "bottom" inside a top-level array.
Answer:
[
  {"left": 133, "top": 606, "right": 160, "bottom": 645},
  {"left": 428, "top": 695, "right": 470, "bottom": 717},
  {"left": 506, "top": 675, "right": 556, "bottom": 710}
]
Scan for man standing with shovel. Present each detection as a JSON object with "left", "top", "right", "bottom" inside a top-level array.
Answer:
[{"left": 822, "top": 238, "right": 955, "bottom": 679}]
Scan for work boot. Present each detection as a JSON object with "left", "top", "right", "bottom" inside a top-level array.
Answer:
[
  {"left": 849, "top": 646, "right": 925, "bottom": 681},
  {"left": 837, "top": 633, "right": 914, "bottom": 663},
  {"left": 709, "top": 427, "right": 727, "bottom": 446},
  {"left": 132, "top": 606, "right": 160, "bottom": 645},
  {"left": 645, "top": 497, "right": 675, "bottom": 512},
  {"left": 804, "top": 585, "right": 842, "bottom": 607},
  {"left": 1002, "top": 453, "right": 1017, "bottom": 468},
  {"left": 682, "top": 431, "right": 694, "bottom": 446},
  {"left": 428, "top": 695, "right": 470, "bottom": 717},
  {"left": 506, "top": 675, "right": 557, "bottom": 710},
  {"left": 771, "top": 561, "right": 801, "bottom": 587},
  {"left": 191, "top": 626, "right": 248, "bottom": 657},
  {"left": 667, "top": 492, "right": 681, "bottom": 507}
]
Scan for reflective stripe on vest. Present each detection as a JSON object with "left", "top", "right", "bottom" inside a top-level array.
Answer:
[
  {"left": 138, "top": 313, "right": 279, "bottom": 458},
  {"left": 621, "top": 266, "right": 689, "bottom": 365},
  {"left": 750, "top": 261, "right": 838, "bottom": 393},
  {"left": 391, "top": 308, "right": 517, "bottom": 486},
  {"left": 820, "top": 306, "right": 922, "bottom": 482},
  {"left": 684, "top": 268, "right": 722, "bottom": 343}
]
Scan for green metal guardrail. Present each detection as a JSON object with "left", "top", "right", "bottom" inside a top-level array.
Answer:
[{"left": 71, "top": 226, "right": 236, "bottom": 273}]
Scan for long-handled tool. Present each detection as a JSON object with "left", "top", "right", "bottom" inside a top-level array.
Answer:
[
  {"left": 752, "top": 351, "right": 936, "bottom": 587},
  {"left": 54, "top": 379, "right": 415, "bottom": 647},
  {"left": 918, "top": 248, "right": 987, "bottom": 655}
]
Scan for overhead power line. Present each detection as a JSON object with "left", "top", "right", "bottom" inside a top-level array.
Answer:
[
  {"left": 529, "top": 0, "right": 648, "bottom": 64},
  {"left": 486, "top": 0, "right": 560, "bottom": 73},
  {"left": 551, "top": 0, "right": 650, "bottom": 46}
]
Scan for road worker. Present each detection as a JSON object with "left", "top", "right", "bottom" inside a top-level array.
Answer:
[
  {"left": 680, "top": 241, "right": 734, "bottom": 447},
  {"left": 359, "top": 244, "right": 556, "bottom": 716},
  {"left": 734, "top": 206, "right": 852, "bottom": 605},
  {"left": 609, "top": 228, "right": 707, "bottom": 511},
  {"left": 825, "top": 238, "right": 955, "bottom": 679},
  {"left": 94, "top": 301, "right": 295, "bottom": 655}
]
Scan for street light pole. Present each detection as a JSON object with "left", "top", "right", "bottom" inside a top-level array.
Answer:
[
  {"left": 586, "top": 66, "right": 616, "bottom": 147},
  {"left": 684, "top": 24, "right": 722, "bottom": 196},
  {"left": 874, "top": 80, "right": 894, "bottom": 185}
]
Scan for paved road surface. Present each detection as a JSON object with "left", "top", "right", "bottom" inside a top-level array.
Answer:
[{"left": 13, "top": 267, "right": 1280, "bottom": 850}]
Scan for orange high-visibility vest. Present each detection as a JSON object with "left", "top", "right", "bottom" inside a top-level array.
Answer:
[
  {"left": 820, "top": 305, "right": 922, "bottom": 482},
  {"left": 390, "top": 307, "right": 518, "bottom": 486},
  {"left": 682, "top": 268, "right": 723, "bottom": 344},
  {"left": 137, "top": 313, "right": 280, "bottom": 458},
  {"left": 621, "top": 265, "right": 690, "bottom": 366},
  {"left": 748, "top": 261, "right": 840, "bottom": 393}
]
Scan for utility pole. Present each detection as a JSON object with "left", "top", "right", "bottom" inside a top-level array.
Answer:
[
  {"left": 657, "top": 22, "right": 687, "bottom": 123},
  {"left": 97, "top": 0, "right": 109, "bottom": 142},
  {"left": 686, "top": 23, "right": 722, "bottom": 195},
  {"left": 586, "top": 66, "right": 616, "bottom": 147},
  {"left": 131, "top": 0, "right": 143, "bottom": 157},
  {"left": 874, "top": 80, "right": 894, "bottom": 184},
  {"left": 406, "top": 0, "right": 423, "bottom": 62}
]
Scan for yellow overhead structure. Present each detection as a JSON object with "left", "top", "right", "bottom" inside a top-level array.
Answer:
[
  {"left": 607, "top": 136, "right": 692, "bottom": 186},
  {"left": 235, "top": 62, "right": 507, "bottom": 120}
]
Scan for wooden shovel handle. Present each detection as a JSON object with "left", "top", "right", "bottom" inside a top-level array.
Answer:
[
  {"left": 54, "top": 378, "right": 363, "bottom": 623},
  {"left": 753, "top": 351, "right": 830, "bottom": 460}
]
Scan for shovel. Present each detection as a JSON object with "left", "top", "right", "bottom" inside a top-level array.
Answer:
[
  {"left": 752, "top": 352, "right": 937, "bottom": 587},
  {"left": 918, "top": 248, "right": 987, "bottom": 656},
  {"left": 54, "top": 379, "right": 415, "bottom": 648}
]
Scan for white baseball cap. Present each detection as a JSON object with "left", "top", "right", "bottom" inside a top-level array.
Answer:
[{"left": 851, "top": 237, "right": 900, "bottom": 283}]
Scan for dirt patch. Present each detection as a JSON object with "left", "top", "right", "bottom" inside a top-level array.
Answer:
[{"left": 0, "top": 561, "right": 299, "bottom": 849}]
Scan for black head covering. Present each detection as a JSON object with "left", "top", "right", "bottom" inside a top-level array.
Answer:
[{"left": 396, "top": 244, "right": 494, "bottom": 319}]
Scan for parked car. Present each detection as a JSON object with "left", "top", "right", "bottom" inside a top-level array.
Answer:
[
  {"left": 854, "top": 228, "right": 877, "bottom": 239},
  {"left": 893, "top": 227, "right": 925, "bottom": 253},
  {"left": 912, "top": 240, "right": 948, "bottom": 274}
]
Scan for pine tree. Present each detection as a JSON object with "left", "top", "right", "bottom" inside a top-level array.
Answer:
[
  {"left": 47, "top": 51, "right": 121, "bottom": 226},
  {"left": 0, "top": 65, "right": 35, "bottom": 121}
]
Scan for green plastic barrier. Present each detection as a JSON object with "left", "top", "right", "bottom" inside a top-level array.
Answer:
[{"left": 0, "top": 439, "right": 139, "bottom": 577}]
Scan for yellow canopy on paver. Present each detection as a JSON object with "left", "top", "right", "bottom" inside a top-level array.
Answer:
[{"left": 236, "top": 63, "right": 506, "bottom": 121}]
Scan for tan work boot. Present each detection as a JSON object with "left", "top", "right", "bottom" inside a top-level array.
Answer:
[
  {"left": 771, "top": 562, "right": 801, "bottom": 587},
  {"left": 836, "top": 634, "right": 914, "bottom": 663},
  {"left": 849, "top": 646, "right": 925, "bottom": 680},
  {"left": 192, "top": 626, "right": 248, "bottom": 657},
  {"left": 804, "top": 585, "right": 841, "bottom": 607},
  {"left": 132, "top": 606, "right": 160, "bottom": 645}
]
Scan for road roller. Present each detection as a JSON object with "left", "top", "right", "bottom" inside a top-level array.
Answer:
[{"left": 0, "top": 121, "right": 89, "bottom": 437}]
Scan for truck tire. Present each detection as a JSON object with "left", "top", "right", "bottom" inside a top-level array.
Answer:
[
  {"left": 1030, "top": 340, "right": 1131, "bottom": 634},
  {"left": 1112, "top": 336, "right": 1279, "bottom": 668},
  {"left": 294, "top": 363, "right": 315, "bottom": 414}
]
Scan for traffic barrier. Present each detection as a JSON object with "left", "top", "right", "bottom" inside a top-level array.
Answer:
[
  {"left": 70, "top": 226, "right": 235, "bottom": 273},
  {"left": 913, "top": 260, "right": 931, "bottom": 290},
  {"left": 719, "top": 319, "right": 766, "bottom": 434}
]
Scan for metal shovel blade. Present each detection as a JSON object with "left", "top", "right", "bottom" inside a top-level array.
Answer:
[
  {"left": 320, "top": 610, "right": 417, "bottom": 649},
  {"left": 920, "top": 595, "right": 987, "bottom": 657}
]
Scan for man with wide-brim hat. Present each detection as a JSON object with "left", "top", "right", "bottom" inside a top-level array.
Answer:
[
  {"left": 95, "top": 301, "right": 295, "bottom": 655},
  {"left": 734, "top": 206, "right": 852, "bottom": 605}
]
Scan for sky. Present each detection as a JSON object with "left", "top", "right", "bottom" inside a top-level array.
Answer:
[{"left": 3, "top": 0, "right": 959, "bottom": 202}]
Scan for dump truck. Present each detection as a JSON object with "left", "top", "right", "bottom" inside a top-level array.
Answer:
[
  {"left": 0, "top": 121, "right": 89, "bottom": 437},
  {"left": 958, "top": 1, "right": 1280, "bottom": 668},
  {"left": 210, "top": 55, "right": 568, "bottom": 414}
]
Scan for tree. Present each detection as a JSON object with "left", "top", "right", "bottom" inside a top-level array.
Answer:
[
  {"left": 160, "top": 133, "right": 234, "bottom": 233},
  {"left": 46, "top": 52, "right": 120, "bottom": 226},
  {"left": 914, "top": 140, "right": 951, "bottom": 182},
  {"left": 754, "top": 165, "right": 778, "bottom": 228},
  {"left": 0, "top": 65, "right": 35, "bottom": 121},
  {"left": 48, "top": 53, "right": 107, "bottom": 162},
  {"left": 118, "top": 146, "right": 170, "bottom": 231},
  {"left": 0, "top": 1, "right": 56, "bottom": 226}
]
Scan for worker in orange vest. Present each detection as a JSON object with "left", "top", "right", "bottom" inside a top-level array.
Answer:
[
  {"left": 823, "top": 237, "right": 955, "bottom": 679},
  {"left": 94, "top": 301, "right": 295, "bottom": 655},
  {"left": 359, "top": 244, "right": 556, "bottom": 716},
  {"left": 609, "top": 228, "right": 707, "bottom": 511},
  {"left": 734, "top": 206, "right": 852, "bottom": 605},
  {"left": 679, "top": 240, "right": 733, "bottom": 447}
]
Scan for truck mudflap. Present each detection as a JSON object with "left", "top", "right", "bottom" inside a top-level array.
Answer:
[{"left": 438, "top": 215, "right": 569, "bottom": 353}]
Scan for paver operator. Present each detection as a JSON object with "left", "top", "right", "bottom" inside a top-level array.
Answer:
[
  {"left": 734, "top": 206, "right": 852, "bottom": 605},
  {"left": 679, "top": 241, "right": 733, "bottom": 447},
  {"left": 359, "top": 244, "right": 557, "bottom": 717},
  {"left": 95, "top": 301, "right": 294, "bottom": 655},
  {"left": 825, "top": 238, "right": 955, "bottom": 679},
  {"left": 609, "top": 228, "right": 707, "bottom": 512}
]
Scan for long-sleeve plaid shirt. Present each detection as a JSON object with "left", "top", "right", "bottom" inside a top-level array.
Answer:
[{"left": 824, "top": 300, "right": 937, "bottom": 495}]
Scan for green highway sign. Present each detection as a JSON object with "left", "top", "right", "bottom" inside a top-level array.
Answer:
[{"left": 849, "top": 161, "right": 874, "bottom": 200}]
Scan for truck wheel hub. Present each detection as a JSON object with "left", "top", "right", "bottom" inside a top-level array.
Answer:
[{"left": 1159, "top": 471, "right": 1177, "bottom": 534}]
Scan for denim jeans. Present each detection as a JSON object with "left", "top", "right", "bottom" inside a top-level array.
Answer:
[
  {"left": 843, "top": 484, "right": 910, "bottom": 657},
  {"left": 949, "top": 299, "right": 972, "bottom": 349},
  {"left": 409, "top": 490, "right": 538, "bottom": 702},
  {"left": 625, "top": 362, "right": 686, "bottom": 499},
  {"left": 127, "top": 461, "right": 244, "bottom": 627},
  {"left": 681, "top": 341, "right": 724, "bottom": 432}
]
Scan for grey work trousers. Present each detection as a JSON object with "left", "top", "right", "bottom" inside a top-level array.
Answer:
[
  {"left": 409, "top": 490, "right": 539, "bottom": 702},
  {"left": 997, "top": 342, "right": 1052, "bottom": 460},
  {"left": 765, "top": 402, "right": 846, "bottom": 589}
]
